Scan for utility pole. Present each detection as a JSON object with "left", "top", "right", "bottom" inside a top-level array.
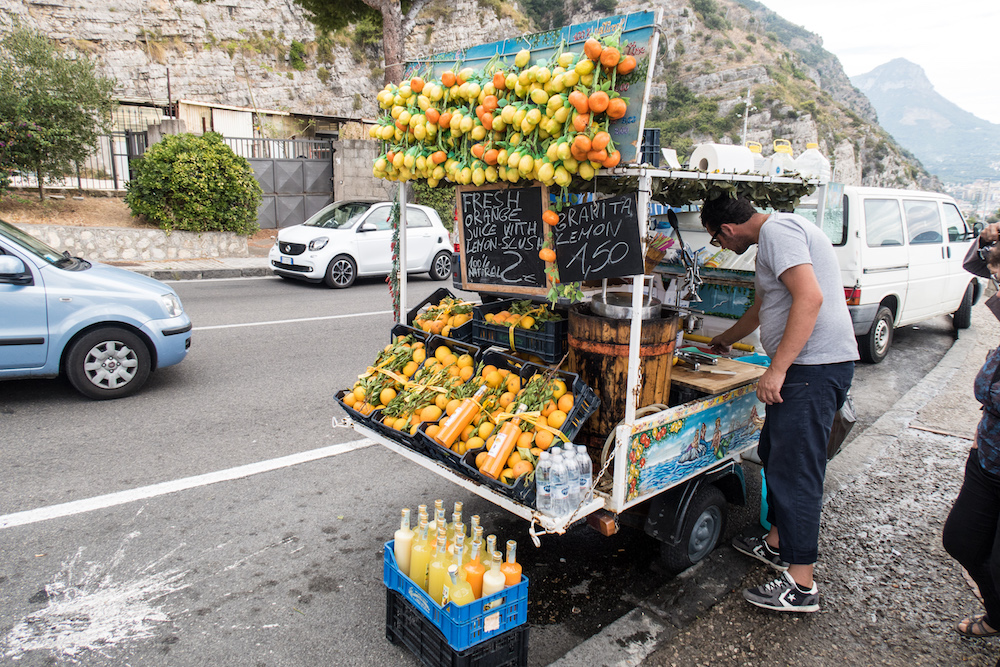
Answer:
[{"left": 740, "top": 85, "right": 753, "bottom": 146}]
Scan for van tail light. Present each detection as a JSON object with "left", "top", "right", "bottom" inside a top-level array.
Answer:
[{"left": 844, "top": 286, "right": 861, "bottom": 306}]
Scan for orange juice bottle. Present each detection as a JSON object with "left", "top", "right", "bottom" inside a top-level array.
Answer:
[
  {"left": 408, "top": 519, "right": 432, "bottom": 591},
  {"left": 501, "top": 539, "right": 522, "bottom": 586},
  {"left": 434, "top": 385, "right": 488, "bottom": 448},
  {"left": 463, "top": 538, "right": 486, "bottom": 599},
  {"left": 480, "top": 404, "right": 528, "bottom": 479}
]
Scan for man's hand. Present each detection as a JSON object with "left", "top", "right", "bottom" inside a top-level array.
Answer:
[
  {"left": 709, "top": 334, "right": 731, "bottom": 355},
  {"left": 756, "top": 366, "right": 786, "bottom": 404},
  {"left": 981, "top": 222, "right": 1000, "bottom": 245}
]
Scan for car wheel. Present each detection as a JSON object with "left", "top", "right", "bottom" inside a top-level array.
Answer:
[
  {"left": 660, "top": 484, "right": 727, "bottom": 573},
  {"left": 65, "top": 327, "right": 151, "bottom": 400},
  {"left": 953, "top": 282, "right": 974, "bottom": 330},
  {"left": 325, "top": 255, "right": 356, "bottom": 289},
  {"left": 429, "top": 251, "right": 451, "bottom": 281},
  {"left": 859, "top": 305, "right": 893, "bottom": 364}
]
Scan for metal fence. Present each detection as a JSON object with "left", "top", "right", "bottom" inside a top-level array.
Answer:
[{"left": 223, "top": 137, "right": 334, "bottom": 161}]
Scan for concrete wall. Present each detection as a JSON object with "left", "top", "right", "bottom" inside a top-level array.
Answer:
[
  {"left": 14, "top": 224, "right": 249, "bottom": 263},
  {"left": 331, "top": 139, "right": 396, "bottom": 202}
]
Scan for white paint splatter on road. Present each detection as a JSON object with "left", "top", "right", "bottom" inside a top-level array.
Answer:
[{"left": 4, "top": 532, "right": 188, "bottom": 661}]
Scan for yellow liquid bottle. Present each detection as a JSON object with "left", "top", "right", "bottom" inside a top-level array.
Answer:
[
  {"left": 447, "top": 564, "right": 475, "bottom": 606},
  {"left": 417, "top": 504, "right": 428, "bottom": 528},
  {"left": 501, "top": 539, "right": 522, "bottom": 586},
  {"left": 394, "top": 508, "right": 414, "bottom": 576},
  {"left": 481, "top": 550, "right": 506, "bottom": 598},
  {"left": 463, "top": 539, "right": 486, "bottom": 599},
  {"left": 408, "top": 519, "right": 432, "bottom": 591},
  {"left": 446, "top": 502, "right": 463, "bottom": 544},
  {"left": 427, "top": 534, "right": 451, "bottom": 605},
  {"left": 428, "top": 499, "right": 444, "bottom": 535}
]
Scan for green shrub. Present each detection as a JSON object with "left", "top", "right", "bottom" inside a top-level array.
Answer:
[
  {"left": 125, "top": 132, "right": 261, "bottom": 236},
  {"left": 289, "top": 40, "right": 307, "bottom": 71},
  {"left": 412, "top": 180, "right": 456, "bottom": 231}
]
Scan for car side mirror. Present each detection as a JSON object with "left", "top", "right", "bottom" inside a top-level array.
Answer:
[
  {"left": 357, "top": 222, "right": 377, "bottom": 233},
  {"left": 0, "top": 255, "right": 33, "bottom": 285},
  {"left": 973, "top": 221, "right": 985, "bottom": 234}
]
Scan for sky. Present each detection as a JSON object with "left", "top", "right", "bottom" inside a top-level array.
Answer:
[{"left": 756, "top": 0, "right": 1000, "bottom": 125}]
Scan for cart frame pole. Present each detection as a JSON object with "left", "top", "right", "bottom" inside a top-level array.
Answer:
[{"left": 397, "top": 183, "right": 408, "bottom": 322}]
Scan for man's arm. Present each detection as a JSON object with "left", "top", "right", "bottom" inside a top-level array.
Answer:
[
  {"left": 755, "top": 263, "right": 823, "bottom": 404},
  {"left": 709, "top": 297, "right": 761, "bottom": 354}
]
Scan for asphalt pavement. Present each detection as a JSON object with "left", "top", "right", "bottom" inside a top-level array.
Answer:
[{"left": 115, "top": 255, "right": 999, "bottom": 665}]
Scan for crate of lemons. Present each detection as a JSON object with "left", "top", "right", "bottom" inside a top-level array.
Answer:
[
  {"left": 412, "top": 296, "right": 474, "bottom": 337},
  {"left": 431, "top": 366, "right": 577, "bottom": 485}
]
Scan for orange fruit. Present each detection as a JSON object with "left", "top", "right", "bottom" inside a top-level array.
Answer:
[
  {"left": 551, "top": 379, "right": 567, "bottom": 399},
  {"left": 435, "top": 393, "right": 449, "bottom": 410},
  {"left": 455, "top": 441, "right": 468, "bottom": 456},
  {"left": 499, "top": 468, "right": 515, "bottom": 484},
  {"left": 343, "top": 392, "right": 357, "bottom": 407},
  {"left": 461, "top": 424, "right": 477, "bottom": 442},
  {"left": 402, "top": 361, "right": 418, "bottom": 377},
  {"left": 426, "top": 424, "right": 440, "bottom": 438},
  {"left": 383, "top": 415, "right": 395, "bottom": 427},
  {"left": 517, "top": 431, "right": 534, "bottom": 449},
  {"left": 435, "top": 345, "right": 452, "bottom": 361},
  {"left": 547, "top": 409, "right": 567, "bottom": 429},
  {"left": 412, "top": 348, "right": 427, "bottom": 364},
  {"left": 457, "top": 354, "right": 474, "bottom": 368},
  {"left": 353, "top": 386, "right": 366, "bottom": 401},
  {"left": 558, "top": 393, "right": 574, "bottom": 413},
  {"left": 478, "top": 422, "right": 495, "bottom": 439},
  {"left": 530, "top": 446, "right": 543, "bottom": 457},
  {"left": 506, "top": 375, "right": 521, "bottom": 393},
  {"left": 443, "top": 353, "right": 458, "bottom": 366},
  {"left": 476, "top": 451, "right": 489, "bottom": 469},
  {"left": 535, "top": 429, "right": 554, "bottom": 450},
  {"left": 467, "top": 436, "right": 485, "bottom": 451},
  {"left": 446, "top": 399, "right": 462, "bottom": 416},
  {"left": 379, "top": 387, "right": 397, "bottom": 405},
  {"left": 511, "top": 460, "right": 534, "bottom": 479},
  {"left": 541, "top": 399, "right": 557, "bottom": 417},
  {"left": 459, "top": 366, "right": 475, "bottom": 381},
  {"left": 539, "top": 248, "right": 556, "bottom": 263},
  {"left": 482, "top": 364, "right": 497, "bottom": 377},
  {"left": 484, "top": 370, "right": 503, "bottom": 389},
  {"left": 507, "top": 450, "right": 522, "bottom": 468},
  {"left": 421, "top": 405, "right": 443, "bottom": 422}
]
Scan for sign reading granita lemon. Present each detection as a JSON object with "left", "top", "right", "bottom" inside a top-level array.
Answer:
[{"left": 368, "top": 11, "right": 661, "bottom": 189}]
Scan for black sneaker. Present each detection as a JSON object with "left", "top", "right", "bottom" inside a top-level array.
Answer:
[
  {"left": 731, "top": 533, "right": 789, "bottom": 571},
  {"left": 743, "top": 571, "right": 820, "bottom": 613}
]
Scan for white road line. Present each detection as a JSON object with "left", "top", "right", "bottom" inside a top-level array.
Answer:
[
  {"left": 194, "top": 310, "right": 393, "bottom": 331},
  {"left": 0, "top": 439, "right": 375, "bottom": 530}
]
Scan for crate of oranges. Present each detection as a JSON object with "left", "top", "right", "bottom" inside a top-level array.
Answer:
[
  {"left": 335, "top": 327, "right": 431, "bottom": 425},
  {"left": 472, "top": 299, "right": 568, "bottom": 364},
  {"left": 408, "top": 288, "right": 475, "bottom": 342},
  {"left": 370, "top": 337, "right": 483, "bottom": 451}
]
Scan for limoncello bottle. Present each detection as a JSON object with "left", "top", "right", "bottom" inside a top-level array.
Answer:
[
  {"left": 394, "top": 508, "right": 414, "bottom": 575},
  {"left": 428, "top": 499, "right": 445, "bottom": 534},
  {"left": 481, "top": 550, "right": 506, "bottom": 597},
  {"left": 501, "top": 539, "right": 522, "bottom": 586},
  {"left": 463, "top": 538, "right": 486, "bottom": 599},
  {"left": 447, "top": 501, "right": 463, "bottom": 542},
  {"left": 446, "top": 564, "right": 475, "bottom": 606},
  {"left": 427, "top": 533, "right": 450, "bottom": 605},
  {"left": 408, "top": 519, "right": 432, "bottom": 591}
]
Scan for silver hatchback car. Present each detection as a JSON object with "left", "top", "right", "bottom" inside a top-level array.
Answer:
[{"left": 269, "top": 200, "right": 453, "bottom": 288}]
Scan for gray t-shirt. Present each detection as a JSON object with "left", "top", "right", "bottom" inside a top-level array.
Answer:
[{"left": 755, "top": 212, "right": 860, "bottom": 365}]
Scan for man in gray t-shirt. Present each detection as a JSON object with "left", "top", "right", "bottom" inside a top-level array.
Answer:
[{"left": 701, "top": 195, "right": 858, "bottom": 613}]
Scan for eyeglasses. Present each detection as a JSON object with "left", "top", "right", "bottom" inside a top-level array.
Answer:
[{"left": 709, "top": 228, "right": 722, "bottom": 247}]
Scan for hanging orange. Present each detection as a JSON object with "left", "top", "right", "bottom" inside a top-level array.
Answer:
[{"left": 539, "top": 248, "right": 556, "bottom": 263}]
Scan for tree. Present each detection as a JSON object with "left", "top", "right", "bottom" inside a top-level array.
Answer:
[
  {"left": 125, "top": 133, "right": 262, "bottom": 236},
  {"left": 293, "top": 0, "right": 431, "bottom": 85},
  {"left": 0, "top": 25, "right": 116, "bottom": 199}
]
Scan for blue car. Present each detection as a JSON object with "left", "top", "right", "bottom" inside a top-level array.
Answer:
[{"left": 0, "top": 218, "right": 192, "bottom": 399}]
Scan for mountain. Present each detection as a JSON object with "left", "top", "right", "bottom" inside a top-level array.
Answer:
[{"left": 852, "top": 58, "right": 1000, "bottom": 183}]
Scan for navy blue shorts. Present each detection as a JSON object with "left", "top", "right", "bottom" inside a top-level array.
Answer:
[{"left": 759, "top": 361, "right": 854, "bottom": 564}]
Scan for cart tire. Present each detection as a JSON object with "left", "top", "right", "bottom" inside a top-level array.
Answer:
[{"left": 660, "top": 484, "right": 727, "bottom": 573}]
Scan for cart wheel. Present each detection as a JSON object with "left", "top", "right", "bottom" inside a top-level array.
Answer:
[{"left": 661, "top": 484, "right": 727, "bottom": 573}]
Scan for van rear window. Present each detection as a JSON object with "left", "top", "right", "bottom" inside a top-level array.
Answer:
[{"left": 864, "top": 199, "right": 905, "bottom": 247}]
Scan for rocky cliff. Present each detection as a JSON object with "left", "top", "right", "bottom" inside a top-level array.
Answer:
[{"left": 1, "top": 0, "right": 933, "bottom": 188}]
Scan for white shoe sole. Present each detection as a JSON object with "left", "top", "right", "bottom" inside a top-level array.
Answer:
[{"left": 745, "top": 597, "right": 820, "bottom": 613}]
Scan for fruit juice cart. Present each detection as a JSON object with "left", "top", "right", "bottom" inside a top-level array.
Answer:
[{"left": 344, "top": 11, "right": 817, "bottom": 570}]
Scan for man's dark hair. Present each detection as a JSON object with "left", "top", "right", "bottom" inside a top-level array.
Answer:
[{"left": 700, "top": 195, "right": 756, "bottom": 232}]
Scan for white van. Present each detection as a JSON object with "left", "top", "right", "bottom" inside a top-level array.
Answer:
[{"left": 799, "top": 185, "right": 983, "bottom": 363}]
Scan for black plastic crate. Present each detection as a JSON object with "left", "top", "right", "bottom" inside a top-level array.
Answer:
[
  {"left": 386, "top": 589, "right": 529, "bottom": 667},
  {"left": 517, "top": 363, "right": 601, "bottom": 442},
  {"left": 391, "top": 323, "right": 431, "bottom": 345},
  {"left": 407, "top": 288, "right": 475, "bottom": 342},
  {"left": 461, "top": 446, "right": 537, "bottom": 508},
  {"left": 640, "top": 128, "right": 661, "bottom": 166},
  {"left": 472, "top": 300, "right": 568, "bottom": 365},
  {"left": 416, "top": 421, "right": 465, "bottom": 472},
  {"left": 334, "top": 388, "right": 374, "bottom": 424}
]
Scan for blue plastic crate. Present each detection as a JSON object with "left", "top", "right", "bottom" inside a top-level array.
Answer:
[{"left": 383, "top": 540, "right": 528, "bottom": 652}]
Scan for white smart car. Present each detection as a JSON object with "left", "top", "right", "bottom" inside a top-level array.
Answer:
[{"left": 269, "top": 200, "right": 453, "bottom": 288}]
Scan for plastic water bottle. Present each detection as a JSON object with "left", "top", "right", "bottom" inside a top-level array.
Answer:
[
  {"left": 793, "top": 143, "right": 831, "bottom": 183},
  {"left": 563, "top": 448, "right": 581, "bottom": 512},
  {"left": 535, "top": 451, "right": 553, "bottom": 514},
  {"left": 576, "top": 445, "right": 593, "bottom": 503},
  {"left": 549, "top": 452, "right": 570, "bottom": 517}
]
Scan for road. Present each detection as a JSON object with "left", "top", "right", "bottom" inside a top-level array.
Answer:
[{"left": 0, "top": 274, "right": 961, "bottom": 665}]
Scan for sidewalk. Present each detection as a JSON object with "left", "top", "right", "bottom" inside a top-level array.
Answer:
[{"left": 107, "top": 255, "right": 273, "bottom": 281}]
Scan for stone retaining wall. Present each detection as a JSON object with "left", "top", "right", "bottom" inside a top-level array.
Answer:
[{"left": 13, "top": 224, "right": 249, "bottom": 262}]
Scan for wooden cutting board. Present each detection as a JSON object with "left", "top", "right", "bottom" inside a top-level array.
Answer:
[{"left": 669, "top": 356, "right": 766, "bottom": 394}]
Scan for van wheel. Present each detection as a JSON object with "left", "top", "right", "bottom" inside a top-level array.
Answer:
[
  {"left": 859, "top": 306, "right": 893, "bottom": 364},
  {"left": 953, "top": 282, "right": 974, "bottom": 330},
  {"left": 65, "top": 327, "right": 151, "bottom": 400},
  {"left": 660, "top": 485, "right": 727, "bottom": 573}
]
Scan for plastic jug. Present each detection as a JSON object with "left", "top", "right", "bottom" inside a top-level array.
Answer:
[
  {"left": 745, "top": 141, "right": 766, "bottom": 173},
  {"left": 794, "top": 142, "right": 831, "bottom": 183},
  {"left": 762, "top": 139, "right": 796, "bottom": 176}
]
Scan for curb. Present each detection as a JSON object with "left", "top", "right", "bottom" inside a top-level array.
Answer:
[{"left": 132, "top": 267, "right": 274, "bottom": 281}]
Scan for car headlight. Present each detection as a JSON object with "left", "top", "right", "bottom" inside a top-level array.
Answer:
[
  {"left": 161, "top": 293, "right": 184, "bottom": 318},
  {"left": 309, "top": 237, "right": 329, "bottom": 251}
]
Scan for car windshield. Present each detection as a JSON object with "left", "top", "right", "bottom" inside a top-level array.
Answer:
[
  {"left": 0, "top": 217, "right": 76, "bottom": 267},
  {"left": 303, "top": 201, "right": 376, "bottom": 229}
]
